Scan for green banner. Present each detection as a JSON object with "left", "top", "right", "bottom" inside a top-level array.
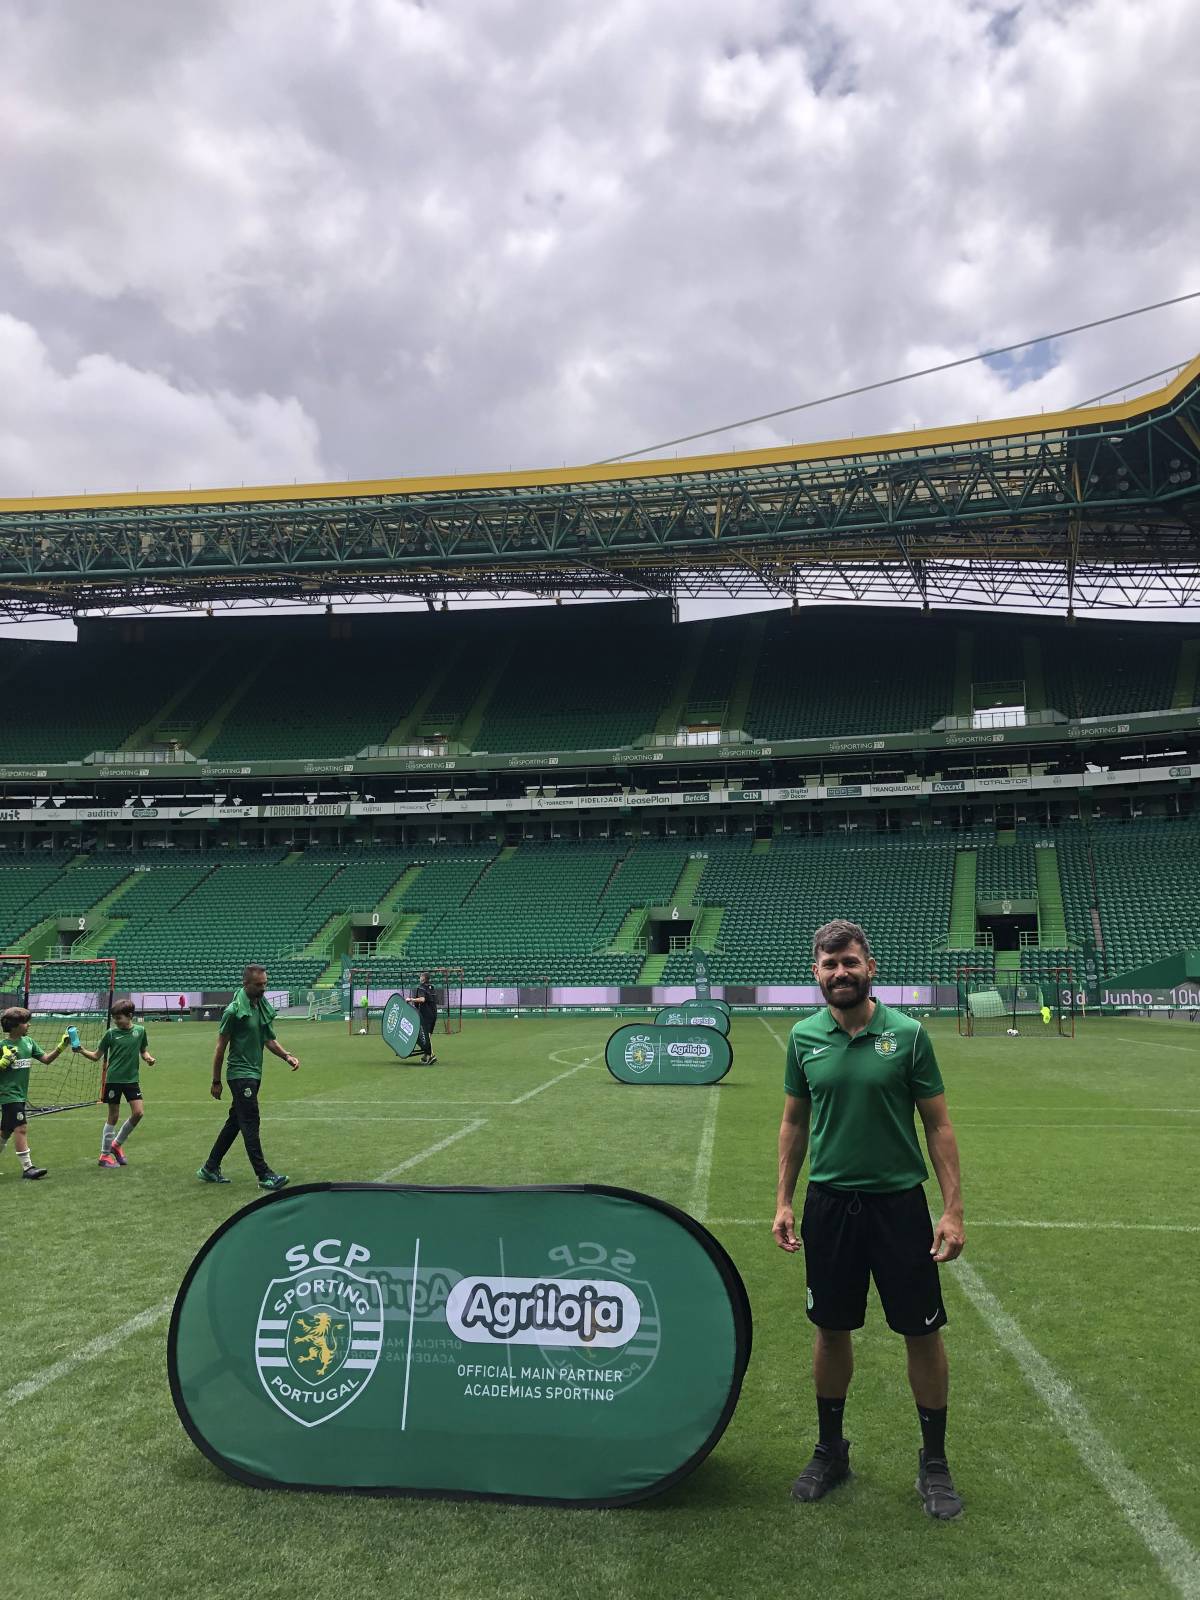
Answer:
[
  {"left": 381, "top": 994, "right": 423, "bottom": 1058},
  {"left": 654, "top": 1002, "right": 731, "bottom": 1037},
  {"left": 708, "top": 998, "right": 732, "bottom": 1018},
  {"left": 692, "top": 950, "right": 711, "bottom": 1000},
  {"left": 168, "top": 1184, "right": 750, "bottom": 1505},
  {"left": 606, "top": 1024, "right": 733, "bottom": 1085}
]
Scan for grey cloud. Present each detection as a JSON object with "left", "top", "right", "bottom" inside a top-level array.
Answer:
[{"left": 0, "top": 0, "right": 1196, "bottom": 496}]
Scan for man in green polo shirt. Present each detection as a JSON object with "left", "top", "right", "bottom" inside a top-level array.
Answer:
[
  {"left": 197, "top": 963, "right": 300, "bottom": 1191},
  {"left": 773, "top": 919, "right": 965, "bottom": 1519}
]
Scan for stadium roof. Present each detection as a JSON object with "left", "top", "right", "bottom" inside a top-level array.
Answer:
[{"left": 1, "top": 354, "right": 1198, "bottom": 617}]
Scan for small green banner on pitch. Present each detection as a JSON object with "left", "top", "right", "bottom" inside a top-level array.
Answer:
[
  {"left": 169, "top": 1184, "right": 750, "bottom": 1506},
  {"left": 606, "top": 1024, "right": 732, "bottom": 1084},
  {"left": 381, "top": 993, "right": 423, "bottom": 1058},
  {"left": 653, "top": 1002, "right": 731, "bottom": 1037}
]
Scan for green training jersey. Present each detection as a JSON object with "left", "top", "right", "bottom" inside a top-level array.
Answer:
[
  {"left": 99, "top": 1023, "right": 148, "bottom": 1084},
  {"left": 784, "top": 1001, "right": 944, "bottom": 1193},
  {"left": 0, "top": 1035, "right": 47, "bottom": 1105},
  {"left": 220, "top": 991, "right": 276, "bottom": 1082}
]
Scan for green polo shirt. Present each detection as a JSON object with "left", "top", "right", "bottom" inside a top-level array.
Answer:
[
  {"left": 98, "top": 1023, "right": 148, "bottom": 1084},
  {"left": 219, "top": 990, "right": 277, "bottom": 1082},
  {"left": 784, "top": 1001, "right": 944, "bottom": 1193}
]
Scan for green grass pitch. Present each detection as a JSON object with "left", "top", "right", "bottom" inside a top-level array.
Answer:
[{"left": 5, "top": 1015, "right": 1198, "bottom": 1600}]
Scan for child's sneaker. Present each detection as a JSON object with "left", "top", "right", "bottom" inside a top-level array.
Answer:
[
  {"left": 21, "top": 1166, "right": 48, "bottom": 1179},
  {"left": 98, "top": 1152, "right": 118, "bottom": 1168},
  {"left": 110, "top": 1143, "right": 127, "bottom": 1166}
]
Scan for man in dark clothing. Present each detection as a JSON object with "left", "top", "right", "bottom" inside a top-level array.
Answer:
[{"left": 410, "top": 971, "right": 438, "bottom": 1065}]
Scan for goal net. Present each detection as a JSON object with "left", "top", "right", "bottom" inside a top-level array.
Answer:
[
  {"left": 957, "top": 971, "right": 1075, "bottom": 1038},
  {"left": 25, "top": 956, "right": 116, "bottom": 1113}
]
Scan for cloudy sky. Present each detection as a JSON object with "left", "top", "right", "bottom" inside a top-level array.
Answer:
[{"left": 1, "top": 0, "right": 1197, "bottom": 506}]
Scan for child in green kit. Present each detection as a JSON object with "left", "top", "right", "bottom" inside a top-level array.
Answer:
[
  {"left": 77, "top": 998, "right": 155, "bottom": 1167},
  {"left": 0, "top": 1006, "right": 68, "bottom": 1180}
]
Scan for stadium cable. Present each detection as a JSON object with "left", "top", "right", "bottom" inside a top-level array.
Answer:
[{"left": 594, "top": 288, "right": 1200, "bottom": 463}]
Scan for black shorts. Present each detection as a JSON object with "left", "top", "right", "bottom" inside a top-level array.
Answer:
[
  {"left": 800, "top": 1181, "right": 947, "bottom": 1337},
  {"left": 1, "top": 1101, "right": 27, "bottom": 1135},
  {"left": 104, "top": 1082, "right": 142, "bottom": 1105}
]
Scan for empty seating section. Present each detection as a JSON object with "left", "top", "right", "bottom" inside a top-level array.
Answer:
[
  {"left": 744, "top": 617, "right": 955, "bottom": 741},
  {"left": 975, "top": 844, "right": 1037, "bottom": 899},
  {"left": 205, "top": 639, "right": 420, "bottom": 760},
  {"left": 0, "top": 859, "right": 132, "bottom": 946},
  {"left": 970, "top": 627, "right": 1026, "bottom": 691},
  {"left": 660, "top": 833, "right": 969, "bottom": 987},
  {"left": 2, "top": 641, "right": 189, "bottom": 760},
  {"left": 1, "top": 815, "right": 1197, "bottom": 994},
  {"left": 592, "top": 841, "right": 691, "bottom": 946},
  {"left": 1083, "top": 817, "right": 1200, "bottom": 974},
  {"left": 476, "top": 616, "right": 668, "bottom": 752},
  {"left": 403, "top": 841, "right": 634, "bottom": 983},
  {"left": 1042, "top": 630, "right": 1180, "bottom": 718},
  {"left": 684, "top": 620, "right": 742, "bottom": 720}
]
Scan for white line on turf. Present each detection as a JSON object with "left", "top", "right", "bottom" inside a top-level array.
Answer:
[
  {"left": 509, "top": 1056, "right": 598, "bottom": 1105},
  {"left": 759, "top": 1017, "right": 787, "bottom": 1048},
  {"left": 687, "top": 1090, "right": 721, "bottom": 1223},
  {"left": 376, "top": 1118, "right": 488, "bottom": 1181},
  {"left": 1105, "top": 1035, "right": 1200, "bottom": 1053},
  {"left": 954, "top": 1258, "right": 1200, "bottom": 1599},
  {"left": 0, "top": 1300, "right": 174, "bottom": 1412}
]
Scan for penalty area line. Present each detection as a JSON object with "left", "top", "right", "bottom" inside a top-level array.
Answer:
[{"left": 955, "top": 1258, "right": 1200, "bottom": 1599}]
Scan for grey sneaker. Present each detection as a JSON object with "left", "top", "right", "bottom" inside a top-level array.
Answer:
[
  {"left": 196, "top": 1165, "right": 230, "bottom": 1184},
  {"left": 916, "top": 1450, "right": 963, "bottom": 1519},
  {"left": 791, "top": 1439, "right": 851, "bottom": 1502}
]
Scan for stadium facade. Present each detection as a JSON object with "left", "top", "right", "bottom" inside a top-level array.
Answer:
[{"left": 0, "top": 363, "right": 1197, "bottom": 1016}]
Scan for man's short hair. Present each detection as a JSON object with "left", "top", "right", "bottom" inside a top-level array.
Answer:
[
  {"left": 419, "top": 970, "right": 429, "bottom": 981},
  {"left": 1, "top": 1005, "right": 30, "bottom": 1033},
  {"left": 812, "top": 919, "right": 873, "bottom": 962},
  {"left": 110, "top": 997, "right": 136, "bottom": 1018},
  {"left": 243, "top": 963, "right": 267, "bottom": 984}
]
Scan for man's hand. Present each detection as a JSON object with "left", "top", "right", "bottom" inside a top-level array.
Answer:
[
  {"left": 144, "top": 1054, "right": 156, "bottom": 1067},
  {"left": 772, "top": 1206, "right": 801, "bottom": 1253},
  {"left": 285, "top": 1054, "right": 300, "bottom": 1071},
  {"left": 210, "top": 1080, "right": 223, "bottom": 1100},
  {"left": 931, "top": 1212, "right": 965, "bottom": 1262}
]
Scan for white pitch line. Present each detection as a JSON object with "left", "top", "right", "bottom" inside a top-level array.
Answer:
[
  {"left": 0, "top": 1300, "right": 174, "bottom": 1412},
  {"left": 376, "top": 1118, "right": 488, "bottom": 1181},
  {"left": 687, "top": 1090, "right": 721, "bottom": 1223},
  {"left": 954, "top": 1258, "right": 1200, "bottom": 1599},
  {"left": 1105, "top": 1035, "right": 1200, "bottom": 1053},
  {"left": 759, "top": 1017, "right": 787, "bottom": 1048},
  {"left": 509, "top": 1057, "right": 598, "bottom": 1105}
]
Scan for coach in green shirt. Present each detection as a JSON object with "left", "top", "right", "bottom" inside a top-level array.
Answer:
[
  {"left": 774, "top": 919, "right": 965, "bottom": 1520},
  {"left": 197, "top": 963, "right": 300, "bottom": 1192}
]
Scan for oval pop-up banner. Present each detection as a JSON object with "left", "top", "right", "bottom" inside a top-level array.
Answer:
[
  {"left": 653, "top": 1003, "right": 731, "bottom": 1037},
  {"left": 381, "top": 994, "right": 423, "bottom": 1058},
  {"left": 169, "top": 1184, "right": 751, "bottom": 1506},
  {"left": 606, "top": 1024, "right": 733, "bottom": 1085}
]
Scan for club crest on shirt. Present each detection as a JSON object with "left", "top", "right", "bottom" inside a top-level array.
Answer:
[{"left": 874, "top": 1032, "right": 898, "bottom": 1056}]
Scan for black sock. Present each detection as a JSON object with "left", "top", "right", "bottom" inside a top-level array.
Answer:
[
  {"left": 918, "top": 1404, "right": 947, "bottom": 1462},
  {"left": 817, "top": 1395, "right": 846, "bottom": 1449}
]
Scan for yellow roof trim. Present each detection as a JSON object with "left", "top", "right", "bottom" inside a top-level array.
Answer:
[{"left": 3, "top": 354, "right": 1198, "bottom": 515}]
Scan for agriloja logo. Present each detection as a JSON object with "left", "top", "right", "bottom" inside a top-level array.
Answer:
[
  {"left": 446, "top": 1276, "right": 642, "bottom": 1348},
  {"left": 666, "top": 1040, "right": 711, "bottom": 1059}
]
